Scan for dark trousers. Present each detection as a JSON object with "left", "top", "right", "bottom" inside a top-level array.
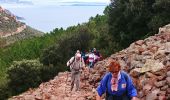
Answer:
[{"left": 106, "top": 93, "right": 131, "bottom": 100}]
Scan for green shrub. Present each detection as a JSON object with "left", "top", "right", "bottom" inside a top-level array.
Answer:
[
  {"left": 7, "top": 59, "right": 43, "bottom": 95},
  {"left": 7, "top": 59, "right": 62, "bottom": 96},
  {"left": 0, "top": 81, "right": 10, "bottom": 100}
]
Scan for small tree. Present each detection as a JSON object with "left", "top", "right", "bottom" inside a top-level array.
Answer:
[
  {"left": 40, "top": 27, "right": 94, "bottom": 70},
  {"left": 7, "top": 59, "right": 43, "bottom": 95}
]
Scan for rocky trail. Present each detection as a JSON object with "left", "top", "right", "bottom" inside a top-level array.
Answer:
[{"left": 11, "top": 69, "right": 97, "bottom": 100}]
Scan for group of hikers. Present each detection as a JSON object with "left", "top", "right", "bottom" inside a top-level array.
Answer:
[
  {"left": 81, "top": 48, "right": 102, "bottom": 69},
  {"left": 67, "top": 48, "right": 138, "bottom": 100}
]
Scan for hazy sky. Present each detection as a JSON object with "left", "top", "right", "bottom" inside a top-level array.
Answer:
[
  {"left": 24, "top": 0, "right": 110, "bottom": 4},
  {"left": 25, "top": 0, "right": 110, "bottom": 2}
]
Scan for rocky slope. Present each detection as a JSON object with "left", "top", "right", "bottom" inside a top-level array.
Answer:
[
  {"left": 10, "top": 24, "right": 170, "bottom": 100},
  {"left": 0, "top": 6, "right": 43, "bottom": 47}
]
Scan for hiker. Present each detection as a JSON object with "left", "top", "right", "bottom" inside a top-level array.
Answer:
[
  {"left": 67, "top": 52, "right": 85, "bottom": 91},
  {"left": 81, "top": 50, "right": 88, "bottom": 65},
  {"left": 93, "top": 48, "right": 102, "bottom": 63},
  {"left": 88, "top": 50, "right": 95, "bottom": 69},
  {"left": 96, "top": 60, "right": 138, "bottom": 100}
]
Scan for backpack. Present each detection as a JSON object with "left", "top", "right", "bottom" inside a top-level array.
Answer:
[
  {"left": 71, "top": 57, "right": 83, "bottom": 73},
  {"left": 67, "top": 56, "right": 75, "bottom": 67}
]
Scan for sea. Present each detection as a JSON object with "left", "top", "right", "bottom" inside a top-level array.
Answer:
[{"left": 1, "top": 3, "right": 107, "bottom": 32}]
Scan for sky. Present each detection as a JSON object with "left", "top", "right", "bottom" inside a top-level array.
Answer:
[
  {"left": 23, "top": 0, "right": 110, "bottom": 4},
  {"left": 24, "top": 0, "right": 110, "bottom": 3},
  {"left": 1, "top": 0, "right": 110, "bottom": 7}
]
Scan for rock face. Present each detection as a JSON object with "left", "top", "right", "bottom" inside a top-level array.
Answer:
[
  {"left": 10, "top": 24, "right": 170, "bottom": 100},
  {"left": 0, "top": 6, "right": 43, "bottom": 47},
  {"left": 0, "top": 6, "right": 25, "bottom": 37}
]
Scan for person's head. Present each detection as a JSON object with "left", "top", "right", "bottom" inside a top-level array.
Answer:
[
  {"left": 93, "top": 48, "right": 96, "bottom": 52},
  {"left": 89, "top": 49, "right": 92, "bottom": 53},
  {"left": 76, "top": 50, "right": 80, "bottom": 54},
  {"left": 107, "top": 60, "right": 121, "bottom": 78},
  {"left": 75, "top": 53, "right": 81, "bottom": 60}
]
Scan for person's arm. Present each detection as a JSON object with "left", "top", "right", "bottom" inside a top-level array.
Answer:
[
  {"left": 96, "top": 73, "right": 109, "bottom": 99},
  {"left": 96, "top": 92, "right": 101, "bottom": 100},
  {"left": 67, "top": 57, "right": 74, "bottom": 66},
  {"left": 82, "top": 58, "right": 85, "bottom": 67},
  {"left": 81, "top": 58, "right": 85, "bottom": 70},
  {"left": 124, "top": 72, "right": 137, "bottom": 98},
  {"left": 131, "top": 97, "right": 139, "bottom": 100}
]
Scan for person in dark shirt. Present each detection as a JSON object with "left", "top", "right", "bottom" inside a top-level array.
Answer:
[{"left": 93, "top": 48, "right": 102, "bottom": 63}]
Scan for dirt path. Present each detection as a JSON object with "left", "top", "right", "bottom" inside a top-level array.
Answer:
[{"left": 10, "top": 70, "right": 96, "bottom": 100}]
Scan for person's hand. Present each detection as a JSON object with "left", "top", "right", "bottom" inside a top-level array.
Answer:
[
  {"left": 80, "top": 69, "right": 83, "bottom": 73},
  {"left": 96, "top": 91, "right": 101, "bottom": 100},
  {"left": 81, "top": 66, "right": 85, "bottom": 71},
  {"left": 131, "top": 97, "right": 139, "bottom": 100}
]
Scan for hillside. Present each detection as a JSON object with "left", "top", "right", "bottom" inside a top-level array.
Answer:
[
  {"left": 10, "top": 24, "right": 170, "bottom": 100},
  {"left": 0, "top": 6, "right": 43, "bottom": 47}
]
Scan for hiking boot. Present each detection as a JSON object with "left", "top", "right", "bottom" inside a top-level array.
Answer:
[{"left": 75, "top": 88, "right": 79, "bottom": 91}]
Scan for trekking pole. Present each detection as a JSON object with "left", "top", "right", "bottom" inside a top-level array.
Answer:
[
  {"left": 65, "top": 71, "right": 69, "bottom": 94},
  {"left": 84, "top": 66, "right": 87, "bottom": 86}
]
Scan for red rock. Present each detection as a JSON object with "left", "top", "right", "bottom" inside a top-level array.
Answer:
[
  {"left": 129, "top": 69, "right": 140, "bottom": 78},
  {"left": 166, "top": 77, "right": 170, "bottom": 84},
  {"left": 147, "top": 77, "right": 158, "bottom": 86},
  {"left": 138, "top": 91, "right": 144, "bottom": 98},
  {"left": 135, "top": 75, "right": 145, "bottom": 90},
  {"left": 167, "top": 71, "right": 170, "bottom": 77},
  {"left": 157, "top": 75, "right": 166, "bottom": 81},
  {"left": 166, "top": 88, "right": 170, "bottom": 94},
  {"left": 166, "top": 94, "right": 170, "bottom": 100},
  {"left": 145, "top": 72, "right": 156, "bottom": 78},
  {"left": 24, "top": 95, "right": 35, "bottom": 100},
  {"left": 167, "top": 66, "right": 170, "bottom": 71},
  {"left": 143, "top": 84, "right": 152, "bottom": 96},
  {"left": 35, "top": 93, "right": 42, "bottom": 100},
  {"left": 158, "top": 95, "right": 166, "bottom": 100},
  {"left": 158, "top": 91, "right": 166, "bottom": 96},
  {"left": 154, "top": 69, "right": 166, "bottom": 76},
  {"left": 138, "top": 47, "right": 145, "bottom": 54},
  {"left": 135, "top": 40, "right": 144, "bottom": 46},
  {"left": 154, "top": 80, "right": 166, "bottom": 88},
  {"left": 150, "top": 46, "right": 158, "bottom": 53},
  {"left": 161, "top": 85, "right": 168, "bottom": 91},
  {"left": 143, "top": 84, "right": 152, "bottom": 91},
  {"left": 146, "top": 92, "right": 158, "bottom": 100},
  {"left": 146, "top": 89, "right": 160, "bottom": 100}
]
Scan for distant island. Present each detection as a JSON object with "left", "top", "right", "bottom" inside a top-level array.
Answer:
[
  {"left": 0, "top": 0, "right": 33, "bottom": 5},
  {"left": 60, "top": 1, "right": 108, "bottom": 6},
  {"left": 0, "top": 0, "right": 19, "bottom": 3}
]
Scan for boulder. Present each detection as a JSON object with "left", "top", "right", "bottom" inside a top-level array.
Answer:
[
  {"left": 166, "top": 77, "right": 170, "bottom": 84},
  {"left": 154, "top": 80, "right": 166, "bottom": 88},
  {"left": 167, "top": 71, "right": 170, "bottom": 77},
  {"left": 133, "top": 59, "right": 164, "bottom": 73},
  {"left": 135, "top": 40, "right": 144, "bottom": 46},
  {"left": 146, "top": 89, "right": 160, "bottom": 100}
]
